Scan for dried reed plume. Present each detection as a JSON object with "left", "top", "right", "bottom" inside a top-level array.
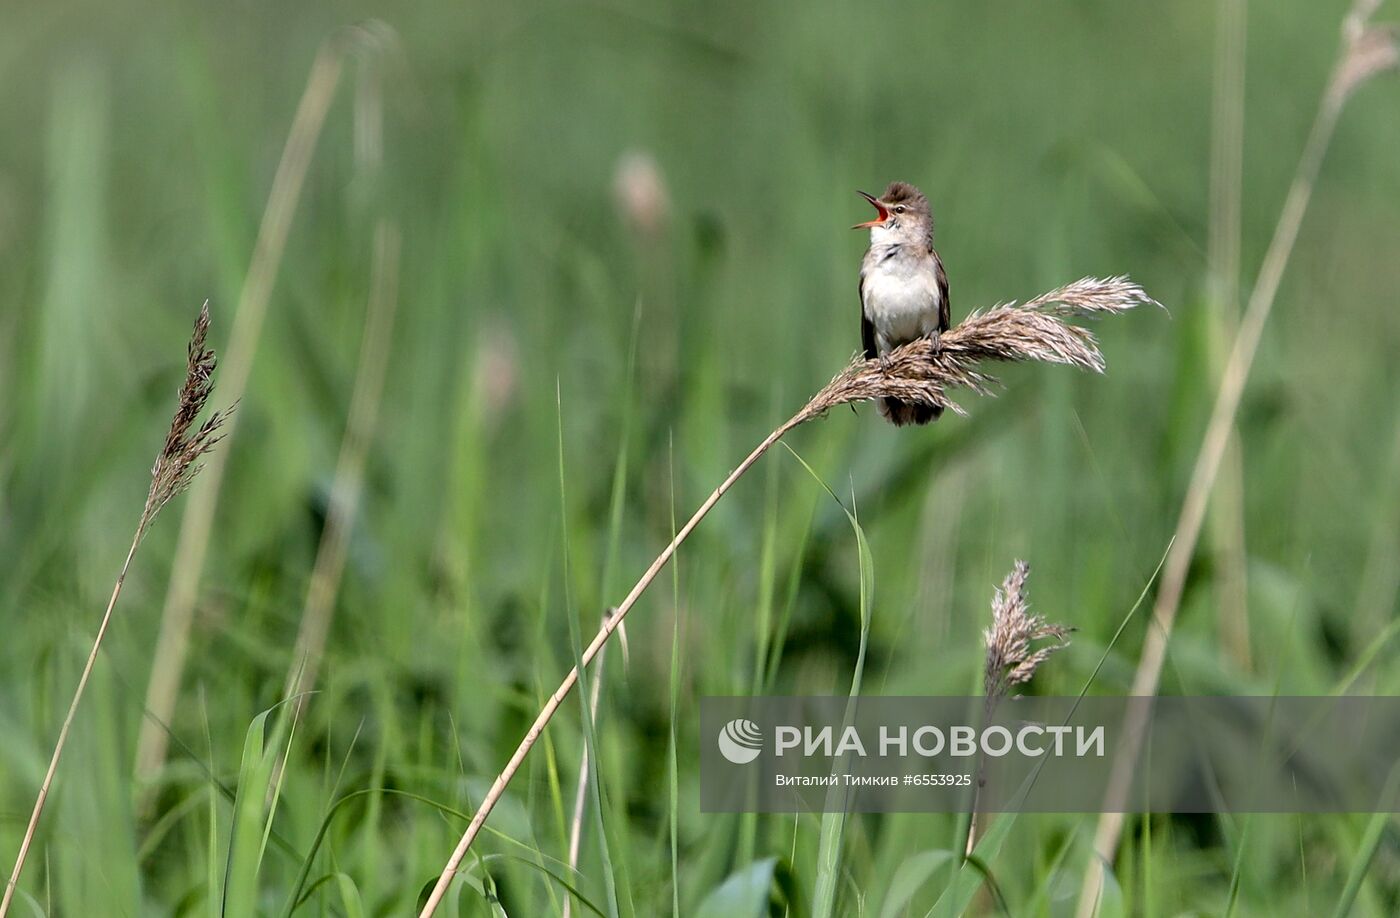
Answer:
[
  {"left": 142, "top": 305, "right": 233, "bottom": 530},
  {"left": 983, "top": 561, "right": 1070, "bottom": 703},
  {"left": 0, "top": 304, "right": 231, "bottom": 918},
  {"left": 803, "top": 276, "right": 1153, "bottom": 422},
  {"left": 418, "top": 275, "right": 1155, "bottom": 916},
  {"left": 967, "top": 561, "right": 1068, "bottom": 853}
]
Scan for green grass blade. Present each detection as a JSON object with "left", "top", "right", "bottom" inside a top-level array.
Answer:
[
  {"left": 222, "top": 707, "right": 278, "bottom": 916},
  {"left": 924, "top": 809, "right": 1014, "bottom": 917},
  {"left": 695, "top": 858, "right": 779, "bottom": 918},
  {"left": 333, "top": 873, "right": 366, "bottom": 918},
  {"left": 556, "top": 380, "right": 621, "bottom": 918},
  {"left": 781, "top": 444, "right": 874, "bottom": 918},
  {"left": 1329, "top": 771, "right": 1400, "bottom": 918},
  {"left": 877, "top": 849, "right": 955, "bottom": 918}
]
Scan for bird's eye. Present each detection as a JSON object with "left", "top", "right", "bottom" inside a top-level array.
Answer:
[{"left": 894, "top": 205, "right": 906, "bottom": 214}]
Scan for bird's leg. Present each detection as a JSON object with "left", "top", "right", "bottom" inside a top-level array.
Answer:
[
  {"left": 878, "top": 352, "right": 891, "bottom": 372},
  {"left": 923, "top": 328, "right": 943, "bottom": 356}
]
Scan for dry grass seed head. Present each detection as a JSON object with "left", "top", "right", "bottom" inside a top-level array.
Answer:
[
  {"left": 142, "top": 302, "right": 234, "bottom": 531},
  {"left": 983, "top": 560, "right": 1070, "bottom": 701},
  {"left": 804, "top": 276, "right": 1159, "bottom": 420}
]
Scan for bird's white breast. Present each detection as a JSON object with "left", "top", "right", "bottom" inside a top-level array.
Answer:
[{"left": 862, "top": 250, "right": 942, "bottom": 351}]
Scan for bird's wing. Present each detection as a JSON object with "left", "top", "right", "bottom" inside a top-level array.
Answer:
[
  {"left": 935, "top": 251, "right": 950, "bottom": 332},
  {"left": 859, "top": 267, "right": 877, "bottom": 359}
]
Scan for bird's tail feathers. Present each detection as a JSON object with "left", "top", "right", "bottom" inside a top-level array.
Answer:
[{"left": 879, "top": 397, "right": 941, "bottom": 426}]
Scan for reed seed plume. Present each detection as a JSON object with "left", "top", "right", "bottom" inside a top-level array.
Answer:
[
  {"left": 982, "top": 560, "right": 1070, "bottom": 703},
  {"left": 1, "top": 304, "right": 230, "bottom": 918},
  {"left": 141, "top": 302, "right": 234, "bottom": 534},
  {"left": 418, "top": 275, "right": 1153, "bottom": 916},
  {"left": 965, "top": 560, "right": 1069, "bottom": 855},
  {"left": 804, "top": 276, "right": 1158, "bottom": 420}
]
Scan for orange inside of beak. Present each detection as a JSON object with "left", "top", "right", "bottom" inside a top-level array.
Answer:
[{"left": 852, "top": 193, "right": 888, "bottom": 229}]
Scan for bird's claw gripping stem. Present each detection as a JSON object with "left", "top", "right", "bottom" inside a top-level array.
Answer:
[{"left": 925, "top": 329, "right": 943, "bottom": 355}]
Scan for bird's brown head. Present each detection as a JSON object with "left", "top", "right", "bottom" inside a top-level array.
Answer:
[{"left": 853, "top": 182, "right": 933, "bottom": 240}]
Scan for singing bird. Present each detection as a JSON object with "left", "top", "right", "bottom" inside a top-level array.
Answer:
[{"left": 854, "top": 181, "right": 950, "bottom": 426}]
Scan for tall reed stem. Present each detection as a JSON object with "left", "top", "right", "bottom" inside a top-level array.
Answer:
[
  {"left": 0, "top": 535, "right": 140, "bottom": 917},
  {"left": 1077, "top": 4, "right": 1396, "bottom": 913},
  {"left": 282, "top": 222, "right": 401, "bottom": 713}
]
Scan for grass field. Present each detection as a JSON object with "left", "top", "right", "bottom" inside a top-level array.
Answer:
[{"left": 2, "top": 0, "right": 1399, "bottom": 915}]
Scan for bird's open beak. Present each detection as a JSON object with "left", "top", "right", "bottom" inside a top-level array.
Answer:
[{"left": 851, "top": 190, "right": 888, "bottom": 229}]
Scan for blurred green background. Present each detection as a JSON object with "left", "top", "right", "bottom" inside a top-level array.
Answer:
[{"left": 2, "top": 0, "right": 1399, "bottom": 914}]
